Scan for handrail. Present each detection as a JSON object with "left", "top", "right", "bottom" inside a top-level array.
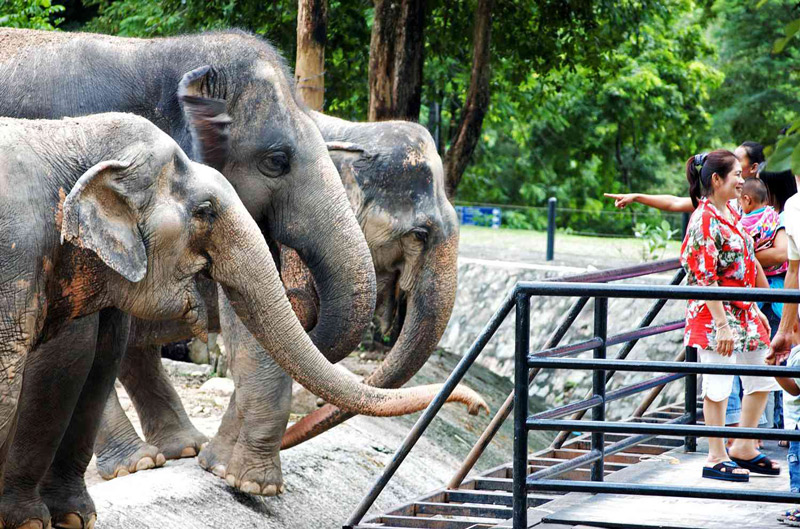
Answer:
[
  {"left": 448, "top": 263, "right": 684, "bottom": 489},
  {"left": 347, "top": 258, "right": 687, "bottom": 527},
  {"left": 513, "top": 280, "right": 800, "bottom": 528}
]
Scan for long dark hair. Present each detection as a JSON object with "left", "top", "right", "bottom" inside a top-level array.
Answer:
[
  {"left": 739, "top": 141, "right": 765, "bottom": 165},
  {"left": 760, "top": 169, "right": 797, "bottom": 212},
  {"left": 686, "top": 149, "right": 739, "bottom": 207}
]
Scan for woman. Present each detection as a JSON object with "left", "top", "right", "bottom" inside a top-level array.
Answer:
[{"left": 680, "top": 149, "right": 782, "bottom": 481}]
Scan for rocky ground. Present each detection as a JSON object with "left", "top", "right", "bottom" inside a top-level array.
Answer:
[{"left": 88, "top": 351, "right": 553, "bottom": 528}]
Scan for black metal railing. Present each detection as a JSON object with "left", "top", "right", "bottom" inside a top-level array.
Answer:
[
  {"left": 513, "top": 282, "right": 800, "bottom": 529},
  {"left": 343, "top": 259, "right": 684, "bottom": 528}
]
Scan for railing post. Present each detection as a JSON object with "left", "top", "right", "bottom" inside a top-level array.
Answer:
[
  {"left": 592, "top": 297, "right": 607, "bottom": 481},
  {"left": 546, "top": 197, "right": 556, "bottom": 261},
  {"left": 513, "top": 293, "right": 530, "bottom": 529},
  {"left": 684, "top": 346, "right": 698, "bottom": 452},
  {"left": 682, "top": 211, "right": 690, "bottom": 237}
]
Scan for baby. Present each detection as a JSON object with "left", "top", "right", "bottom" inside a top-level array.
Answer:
[{"left": 740, "top": 178, "right": 786, "bottom": 276}]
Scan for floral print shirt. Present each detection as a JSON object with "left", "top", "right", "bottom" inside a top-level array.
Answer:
[
  {"left": 679, "top": 198, "right": 769, "bottom": 352},
  {"left": 741, "top": 206, "right": 788, "bottom": 276}
]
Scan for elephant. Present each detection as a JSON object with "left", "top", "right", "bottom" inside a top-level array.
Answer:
[
  {"left": 99, "top": 112, "right": 462, "bottom": 488},
  {"left": 0, "top": 112, "right": 486, "bottom": 529},
  {"left": 0, "top": 28, "right": 377, "bottom": 492}
]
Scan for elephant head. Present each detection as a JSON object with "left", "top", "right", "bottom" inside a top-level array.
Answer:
[
  {"left": 282, "top": 112, "right": 460, "bottom": 448},
  {"left": 171, "top": 34, "right": 375, "bottom": 364},
  {"left": 61, "top": 114, "right": 484, "bottom": 424}
]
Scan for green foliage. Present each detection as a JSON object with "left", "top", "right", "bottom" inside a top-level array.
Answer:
[
  {"left": 634, "top": 220, "right": 679, "bottom": 261},
  {"left": 0, "top": 0, "right": 64, "bottom": 29},
  {"left": 710, "top": 0, "right": 800, "bottom": 147}
]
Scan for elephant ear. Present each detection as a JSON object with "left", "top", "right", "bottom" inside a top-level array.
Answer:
[
  {"left": 61, "top": 160, "right": 147, "bottom": 283},
  {"left": 178, "top": 65, "right": 233, "bottom": 172},
  {"left": 325, "top": 141, "right": 372, "bottom": 171}
]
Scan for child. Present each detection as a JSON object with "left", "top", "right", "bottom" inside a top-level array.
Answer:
[{"left": 741, "top": 178, "right": 787, "bottom": 277}]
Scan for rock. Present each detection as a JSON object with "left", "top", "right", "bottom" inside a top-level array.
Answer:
[
  {"left": 187, "top": 338, "right": 210, "bottom": 365},
  {"left": 199, "top": 376, "right": 234, "bottom": 397},
  {"left": 161, "top": 358, "right": 212, "bottom": 378}
]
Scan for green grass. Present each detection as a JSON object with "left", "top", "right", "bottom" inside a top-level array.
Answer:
[{"left": 458, "top": 225, "right": 682, "bottom": 264}]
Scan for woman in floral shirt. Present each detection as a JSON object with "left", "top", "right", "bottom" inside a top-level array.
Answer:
[{"left": 681, "top": 149, "right": 781, "bottom": 482}]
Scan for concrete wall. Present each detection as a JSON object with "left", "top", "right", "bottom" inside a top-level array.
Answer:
[{"left": 440, "top": 257, "right": 687, "bottom": 419}]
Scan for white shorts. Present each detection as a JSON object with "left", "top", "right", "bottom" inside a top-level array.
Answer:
[{"left": 698, "top": 347, "right": 781, "bottom": 402}]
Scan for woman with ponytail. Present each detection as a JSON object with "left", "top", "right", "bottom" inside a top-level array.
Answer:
[{"left": 681, "top": 149, "right": 782, "bottom": 482}]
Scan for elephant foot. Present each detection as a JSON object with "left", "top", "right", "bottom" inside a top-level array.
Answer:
[
  {"left": 223, "top": 442, "right": 284, "bottom": 496},
  {"left": 0, "top": 493, "right": 51, "bottom": 529},
  {"left": 40, "top": 482, "right": 96, "bottom": 529},
  {"left": 95, "top": 438, "right": 166, "bottom": 480},
  {"left": 197, "top": 432, "right": 235, "bottom": 479},
  {"left": 146, "top": 424, "right": 208, "bottom": 461}
]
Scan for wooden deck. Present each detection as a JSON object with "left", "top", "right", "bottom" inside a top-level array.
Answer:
[{"left": 355, "top": 403, "right": 797, "bottom": 529}]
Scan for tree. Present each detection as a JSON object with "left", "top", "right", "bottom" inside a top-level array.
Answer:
[
  {"left": 0, "top": 0, "right": 64, "bottom": 29},
  {"left": 442, "top": 0, "right": 492, "bottom": 197},
  {"left": 368, "top": 0, "right": 426, "bottom": 121},
  {"left": 295, "top": 0, "right": 328, "bottom": 111}
]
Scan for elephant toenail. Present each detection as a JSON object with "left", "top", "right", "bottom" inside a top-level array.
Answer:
[
  {"left": 85, "top": 515, "right": 96, "bottom": 529},
  {"left": 225, "top": 474, "right": 237, "bottom": 487},
  {"left": 115, "top": 468, "right": 129, "bottom": 477},
  {"left": 53, "top": 513, "right": 82, "bottom": 529},
  {"left": 211, "top": 465, "right": 226, "bottom": 478},
  {"left": 19, "top": 520, "right": 44, "bottom": 529},
  {"left": 241, "top": 481, "right": 261, "bottom": 495},
  {"left": 262, "top": 484, "right": 277, "bottom": 496},
  {"left": 278, "top": 484, "right": 285, "bottom": 494},
  {"left": 135, "top": 457, "right": 155, "bottom": 471},
  {"left": 180, "top": 447, "right": 197, "bottom": 458},
  {"left": 156, "top": 454, "right": 166, "bottom": 466},
  {"left": 200, "top": 442, "right": 208, "bottom": 451}
]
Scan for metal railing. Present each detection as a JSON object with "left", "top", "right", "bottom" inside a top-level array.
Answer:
[
  {"left": 343, "top": 258, "right": 684, "bottom": 528},
  {"left": 513, "top": 282, "right": 800, "bottom": 529}
]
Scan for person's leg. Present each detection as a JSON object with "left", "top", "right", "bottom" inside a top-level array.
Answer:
[
  {"left": 790, "top": 429, "right": 800, "bottom": 493},
  {"left": 732, "top": 347, "right": 782, "bottom": 468},
  {"left": 725, "top": 376, "right": 742, "bottom": 449},
  {"left": 698, "top": 349, "right": 747, "bottom": 477}
]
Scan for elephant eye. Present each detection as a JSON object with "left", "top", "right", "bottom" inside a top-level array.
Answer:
[
  {"left": 257, "top": 151, "right": 290, "bottom": 178},
  {"left": 410, "top": 227, "right": 428, "bottom": 244},
  {"left": 193, "top": 200, "right": 216, "bottom": 221}
]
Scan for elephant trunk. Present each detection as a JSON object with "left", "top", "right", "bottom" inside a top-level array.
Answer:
[
  {"left": 281, "top": 155, "right": 375, "bottom": 363},
  {"left": 282, "top": 230, "right": 460, "bottom": 449},
  {"left": 211, "top": 208, "right": 484, "bottom": 420}
]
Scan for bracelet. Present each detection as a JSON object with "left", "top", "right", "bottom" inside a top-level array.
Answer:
[{"left": 715, "top": 322, "right": 730, "bottom": 330}]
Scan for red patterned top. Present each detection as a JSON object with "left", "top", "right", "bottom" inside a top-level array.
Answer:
[{"left": 679, "top": 198, "right": 769, "bottom": 352}]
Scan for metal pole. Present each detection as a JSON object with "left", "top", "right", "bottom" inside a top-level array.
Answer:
[
  {"left": 591, "top": 297, "right": 607, "bottom": 482},
  {"left": 632, "top": 349, "right": 685, "bottom": 417},
  {"left": 682, "top": 211, "right": 690, "bottom": 237},
  {"left": 513, "top": 293, "right": 530, "bottom": 529},
  {"left": 684, "top": 346, "right": 698, "bottom": 452},
  {"left": 342, "top": 290, "right": 516, "bottom": 528},
  {"left": 546, "top": 197, "right": 556, "bottom": 261}
]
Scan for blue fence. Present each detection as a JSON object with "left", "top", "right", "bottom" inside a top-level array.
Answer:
[{"left": 455, "top": 205, "right": 501, "bottom": 229}]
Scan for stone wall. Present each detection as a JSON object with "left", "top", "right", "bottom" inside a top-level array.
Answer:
[{"left": 439, "top": 257, "right": 687, "bottom": 419}]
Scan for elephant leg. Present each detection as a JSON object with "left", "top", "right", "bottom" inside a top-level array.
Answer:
[
  {"left": 213, "top": 290, "right": 292, "bottom": 496},
  {"left": 117, "top": 344, "right": 207, "bottom": 460},
  {"left": 40, "top": 309, "right": 134, "bottom": 529},
  {"left": 0, "top": 314, "right": 99, "bottom": 529},
  {"left": 197, "top": 390, "right": 241, "bottom": 479},
  {"left": 93, "top": 387, "right": 164, "bottom": 480}
]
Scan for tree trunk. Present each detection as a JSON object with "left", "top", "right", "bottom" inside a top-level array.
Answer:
[
  {"left": 295, "top": 0, "right": 328, "bottom": 111},
  {"left": 368, "top": 0, "right": 426, "bottom": 121},
  {"left": 443, "top": 0, "right": 493, "bottom": 198}
]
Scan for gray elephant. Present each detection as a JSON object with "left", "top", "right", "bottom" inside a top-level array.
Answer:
[
  {"left": 0, "top": 28, "right": 377, "bottom": 491},
  {"left": 0, "top": 113, "right": 484, "bottom": 529},
  {"left": 103, "top": 112, "right": 461, "bottom": 489}
]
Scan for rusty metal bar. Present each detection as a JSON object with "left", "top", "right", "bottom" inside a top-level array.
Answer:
[
  {"left": 447, "top": 263, "right": 684, "bottom": 490},
  {"left": 632, "top": 350, "right": 686, "bottom": 418}
]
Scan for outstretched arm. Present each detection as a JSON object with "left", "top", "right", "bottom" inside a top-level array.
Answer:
[
  {"left": 770, "top": 259, "right": 800, "bottom": 364},
  {"left": 604, "top": 193, "right": 695, "bottom": 213}
]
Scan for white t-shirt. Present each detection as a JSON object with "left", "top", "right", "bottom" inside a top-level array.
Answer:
[
  {"left": 784, "top": 345, "right": 800, "bottom": 430},
  {"left": 783, "top": 193, "right": 800, "bottom": 260}
]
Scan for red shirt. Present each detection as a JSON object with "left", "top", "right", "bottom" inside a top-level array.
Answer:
[{"left": 679, "top": 198, "right": 769, "bottom": 352}]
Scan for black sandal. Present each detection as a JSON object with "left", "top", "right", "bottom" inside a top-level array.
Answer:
[
  {"left": 702, "top": 461, "right": 749, "bottom": 482},
  {"left": 730, "top": 453, "right": 781, "bottom": 476}
]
